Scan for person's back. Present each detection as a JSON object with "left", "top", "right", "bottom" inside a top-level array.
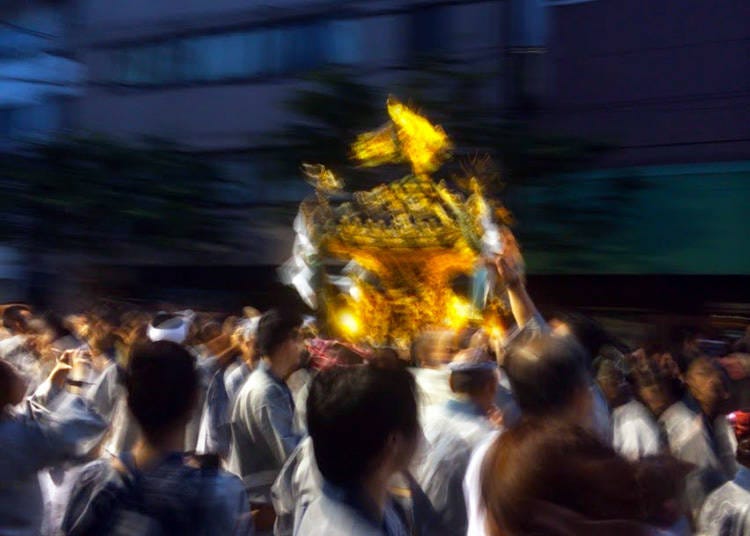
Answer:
[
  {"left": 416, "top": 406, "right": 491, "bottom": 535},
  {"left": 271, "top": 436, "right": 321, "bottom": 536},
  {"left": 463, "top": 333, "right": 602, "bottom": 536},
  {"left": 699, "top": 467, "right": 750, "bottom": 535},
  {"left": 63, "top": 340, "right": 250, "bottom": 535},
  {"left": 699, "top": 410, "right": 750, "bottom": 536},
  {"left": 64, "top": 452, "right": 249, "bottom": 535},
  {"left": 413, "top": 348, "right": 499, "bottom": 535},
  {"left": 296, "top": 364, "right": 420, "bottom": 536},
  {"left": 298, "top": 488, "right": 410, "bottom": 536},
  {"left": 480, "top": 418, "right": 664, "bottom": 536}
]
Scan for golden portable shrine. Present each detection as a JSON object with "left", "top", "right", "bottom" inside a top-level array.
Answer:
[{"left": 281, "top": 98, "right": 513, "bottom": 348}]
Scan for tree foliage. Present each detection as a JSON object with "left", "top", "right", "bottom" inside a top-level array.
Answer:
[
  {"left": 269, "top": 62, "right": 611, "bottom": 194},
  {"left": 0, "top": 136, "right": 229, "bottom": 258}
]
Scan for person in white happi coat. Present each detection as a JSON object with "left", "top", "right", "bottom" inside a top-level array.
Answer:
[
  {"left": 699, "top": 410, "right": 750, "bottom": 536},
  {"left": 634, "top": 356, "right": 737, "bottom": 521},
  {"left": 0, "top": 356, "right": 106, "bottom": 536},
  {"left": 412, "top": 347, "right": 501, "bottom": 536},
  {"left": 596, "top": 358, "right": 663, "bottom": 460}
]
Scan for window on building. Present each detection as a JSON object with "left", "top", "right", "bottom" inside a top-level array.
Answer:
[
  {"left": 117, "top": 46, "right": 155, "bottom": 85},
  {"left": 280, "top": 24, "right": 327, "bottom": 73},
  {"left": 149, "top": 41, "right": 177, "bottom": 85},
  {"left": 180, "top": 32, "right": 249, "bottom": 82},
  {"left": 104, "top": 17, "right": 366, "bottom": 87},
  {"left": 0, "top": 102, "right": 60, "bottom": 139},
  {"left": 327, "top": 19, "right": 363, "bottom": 64},
  {"left": 244, "top": 30, "right": 267, "bottom": 76},
  {"left": 0, "top": 27, "right": 47, "bottom": 60}
]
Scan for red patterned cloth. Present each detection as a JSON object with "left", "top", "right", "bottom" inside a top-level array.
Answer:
[
  {"left": 728, "top": 410, "right": 750, "bottom": 441},
  {"left": 306, "top": 338, "right": 372, "bottom": 370}
]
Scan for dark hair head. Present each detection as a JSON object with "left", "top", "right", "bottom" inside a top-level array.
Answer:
[
  {"left": 448, "top": 347, "right": 498, "bottom": 396},
  {"left": 630, "top": 356, "right": 685, "bottom": 418},
  {"left": 553, "top": 312, "right": 611, "bottom": 368},
  {"left": 41, "top": 312, "right": 73, "bottom": 340},
  {"left": 307, "top": 363, "right": 419, "bottom": 487},
  {"left": 125, "top": 341, "right": 198, "bottom": 441},
  {"left": 504, "top": 334, "right": 590, "bottom": 417},
  {"left": 89, "top": 330, "right": 122, "bottom": 357},
  {"left": 256, "top": 309, "right": 302, "bottom": 357},
  {"left": 196, "top": 320, "right": 222, "bottom": 345},
  {"left": 450, "top": 369, "right": 497, "bottom": 397},
  {"left": 595, "top": 358, "right": 630, "bottom": 408},
  {"left": 3, "top": 305, "right": 31, "bottom": 332},
  {"left": 642, "top": 326, "right": 693, "bottom": 374},
  {"left": 481, "top": 419, "right": 643, "bottom": 535},
  {"left": 631, "top": 357, "right": 684, "bottom": 400},
  {"left": 368, "top": 346, "right": 407, "bottom": 369}
]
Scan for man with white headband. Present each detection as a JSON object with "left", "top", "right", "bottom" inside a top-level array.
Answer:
[
  {"left": 147, "top": 312, "right": 191, "bottom": 344},
  {"left": 87, "top": 312, "right": 194, "bottom": 457},
  {"left": 412, "top": 347, "right": 502, "bottom": 536}
]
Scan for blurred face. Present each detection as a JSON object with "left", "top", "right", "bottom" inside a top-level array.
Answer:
[
  {"left": 276, "top": 328, "right": 305, "bottom": 374},
  {"left": 639, "top": 384, "right": 672, "bottom": 417},
  {"left": 419, "top": 331, "right": 458, "bottom": 368},
  {"left": 234, "top": 334, "right": 255, "bottom": 365},
  {"left": 598, "top": 374, "right": 626, "bottom": 408},
  {"left": 687, "top": 360, "right": 730, "bottom": 417},
  {"left": 7, "top": 309, "right": 33, "bottom": 335}
]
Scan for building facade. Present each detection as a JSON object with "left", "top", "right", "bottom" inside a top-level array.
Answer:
[
  {"left": 540, "top": 0, "right": 750, "bottom": 168},
  {"left": 0, "top": 0, "right": 82, "bottom": 150},
  {"left": 509, "top": 0, "right": 750, "bottom": 278},
  {"left": 71, "top": 0, "right": 520, "bottom": 151},
  {"left": 64, "top": 0, "right": 534, "bottom": 267}
]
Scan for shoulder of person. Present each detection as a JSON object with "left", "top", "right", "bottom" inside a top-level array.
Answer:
[
  {"left": 62, "top": 459, "right": 125, "bottom": 534},
  {"left": 206, "top": 469, "right": 248, "bottom": 503},
  {"left": 251, "top": 375, "right": 290, "bottom": 406},
  {"left": 297, "top": 495, "right": 384, "bottom": 536}
]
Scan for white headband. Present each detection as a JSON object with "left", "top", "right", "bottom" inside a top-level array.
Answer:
[{"left": 148, "top": 317, "right": 188, "bottom": 344}]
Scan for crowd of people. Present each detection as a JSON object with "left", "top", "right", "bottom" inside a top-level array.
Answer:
[{"left": 1, "top": 253, "right": 749, "bottom": 535}]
